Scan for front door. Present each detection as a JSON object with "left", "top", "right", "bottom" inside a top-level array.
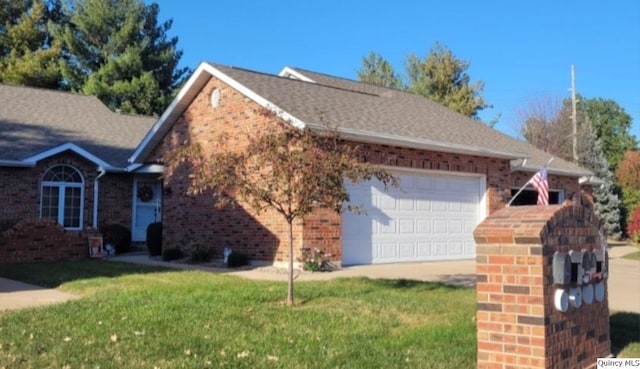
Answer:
[{"left": 132, "top": 179, "right": 162, "bottom": 242}]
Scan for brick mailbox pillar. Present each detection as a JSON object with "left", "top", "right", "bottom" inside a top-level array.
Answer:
[{"left": 473, "top": 205, "right": 610, "bottom": 369}]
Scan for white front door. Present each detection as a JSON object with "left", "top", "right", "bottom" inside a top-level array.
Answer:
[
  {"left": 132, "top": 179, "right": 162, "bottom": 242},
  {"left": 342, "top": 170, "right": 485, "bottom": 265}
]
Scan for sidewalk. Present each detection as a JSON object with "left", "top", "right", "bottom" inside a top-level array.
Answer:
[
  {"left": 0, "top": 277, "right": 78, "bottom": 311},
  {"left": 110, "top": 253, "right": 477, "bottom": 286}
]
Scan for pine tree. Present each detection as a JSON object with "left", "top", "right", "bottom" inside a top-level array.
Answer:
[
  {"left": 58, "top": 0, "right": 188, "bottom": 115},
  {"left": 0, "top": 0, "right": 65, "bottom": 88},
  {"left": 357, "top": 43, "right": 490, "bottom": 119},
  {"left": 356, "top": 51, "right": 403, "bottom": 89},
  {"left": 579, "top": 126, "right": 623, "bottom": 238}
]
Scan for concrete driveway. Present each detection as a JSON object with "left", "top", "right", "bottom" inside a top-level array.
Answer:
[{"left": 1, "top": 246, "right": 638, "bottom": 313}]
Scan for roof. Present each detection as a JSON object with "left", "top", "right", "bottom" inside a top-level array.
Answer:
[
  {"left": 131, "top": 62, "right": 591, "bottom": 177},
  {"left": 0, "top": 84, "right": 156, "bottom": 169}
]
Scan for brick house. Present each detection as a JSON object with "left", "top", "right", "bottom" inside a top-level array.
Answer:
[
  {"left": 130, "top": 62, "right": 595, "bottom": 266},
  {"left": 0, "top": 84, "right": 157, "bottom": 262}
]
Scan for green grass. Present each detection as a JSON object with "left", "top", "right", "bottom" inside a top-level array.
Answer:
[
  {"left": 1, "top": 261, "right": 638, "bottom": 368},
  {"left": 611, "top": 312, "right": 640, "bottom": 358},
  {"left": 622, "top": 250, "right": 640, "bottom": 260},
  {"left": 0, "top": 261, "right": 476, "bottom": 369}
]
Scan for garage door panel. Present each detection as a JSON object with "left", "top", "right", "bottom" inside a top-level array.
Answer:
[
  {"left": 416, "top": 219, "right": 431, "bottom": 233},
  {"left": 342, "top": 172, "right": 483, "bottom": 265},
  {"left": 417, "top": 242, "right": 431, "bottom": 257},
  {"left": 433, "top": 219, "right": 447, "bottom": 233},
  {"left": 380, "top": 242, "right": 397, "bottom": 259},
  {"left": 398, "top": 219, "right": 414, "bottom": 233},
  {"left": 399, "top": 242, "right": 415, "bottom": 258},
  {"left": 448, "top": 220, "right": 463, "bottom": 233}
]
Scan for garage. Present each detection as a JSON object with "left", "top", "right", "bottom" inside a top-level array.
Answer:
[{"left": 342, "top": 170, "right": 485, "bottom": 265}]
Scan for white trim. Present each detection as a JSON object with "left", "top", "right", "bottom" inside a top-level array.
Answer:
[
  {"left": 321, "top": 125, "right": 526, "bottom": 160},
  {"left": 24, "top": 143, "right": 117, "bottom": 170},
  {"left": 278, "top": 66, "right": 316, "bottom": 82},
  {"left": 129, "top": 164, "right": 165, "bottom": 174},
  {"left": 128, "top": 62, "right": 208, "bottom": 164},
  {"left": 92, "top": 167, "right": 106, "bottom": 228},
  {"left": 511, "top": 164, "right": 591, "bottom": 177}
]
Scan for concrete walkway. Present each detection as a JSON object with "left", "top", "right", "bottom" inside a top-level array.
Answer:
[
  {"left": 0, "top": 278, "right": 78, "bottom": 311},
  {"left": 0, "top": 245, "right": 638, "bottom": 312}
]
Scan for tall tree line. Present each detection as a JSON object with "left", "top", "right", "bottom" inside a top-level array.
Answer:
[{"left": 0, "top": 0, "right": 188, "bottom": 116}]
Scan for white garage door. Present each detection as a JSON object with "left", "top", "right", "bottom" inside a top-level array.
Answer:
[{"left": 342, "top": 171, "right": 484, "bottom": 265}]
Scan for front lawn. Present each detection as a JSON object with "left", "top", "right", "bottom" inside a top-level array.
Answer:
[{"left": 0, "top": 261, "right": 476, "bottom": 369}]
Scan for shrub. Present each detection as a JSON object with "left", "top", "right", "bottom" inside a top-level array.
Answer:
[
  {"left": 628, "top": 205, "right": 640, "bottom": 244},
  {"left": 162, "top": 247, "right": 184, "bottom": 261},
  {"left": 227, "top": 251, "right": 249, "bottom": 268},
  {"left": 146, "top": 222, "right": 163, "bottom": 256},
  {"left": 186, "top": 242, "right": 211, "bottom": 262},
  {"left": 298, "top": 248, "right": 333, "bottom": 272},
  {"left": 100, "top": 224, "right": 132, "bottom": 254}
]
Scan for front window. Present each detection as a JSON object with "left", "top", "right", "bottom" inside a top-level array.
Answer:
[{"left": 41, "top": 165, "right": 84, "bottom": 229}]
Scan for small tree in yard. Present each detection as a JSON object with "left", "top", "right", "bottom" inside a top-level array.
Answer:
[{"left": 166, "top": 109, "right": 397, "bottom": 305}]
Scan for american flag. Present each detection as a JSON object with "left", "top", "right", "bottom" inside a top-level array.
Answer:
[{"left": 531, "top": 166, "right": 549, "bottom": 205}]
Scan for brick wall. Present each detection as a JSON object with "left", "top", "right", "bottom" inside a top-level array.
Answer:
[
  {"left": 474, "top": 205, "right": 610, "bottom": 369},
  {"left": 98, "top": 173, "right": 134, "bottom": 228},
  {"left": 0, "top": 218, "right": 99, "bottom": 262},
  {"left": 147, "top": 77, "right": 299, "bottom": 262}
]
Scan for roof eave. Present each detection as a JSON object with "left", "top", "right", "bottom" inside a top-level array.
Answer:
[
  {"left": 512, "top": 163, "right": 593, "bottom": 177},
  {"left": 0, "top": 160, "right": 35, "bottom": 168},
  {"left": 305, "top": 124, "right": 527, "bottom": 160},
  {"left": 4, "top": 143, "right": 126, "bottom": 171}
]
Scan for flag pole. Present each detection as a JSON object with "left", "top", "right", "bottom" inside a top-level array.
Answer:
[{"left": 506, "top": 158, "right": 554, "bottom": 207}]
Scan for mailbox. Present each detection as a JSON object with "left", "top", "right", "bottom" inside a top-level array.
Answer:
[
  {"left": 595, "top": 249, "right": 608, "bottom": 279},
  {"left": 581, "top": 250, "right": 592, "bottom": 283},
  {"left": 569, "top": 250, "right": 584, "bottom": 285},
  {"left": 553, "top": 252, "right": 571, "bottom": 285}
]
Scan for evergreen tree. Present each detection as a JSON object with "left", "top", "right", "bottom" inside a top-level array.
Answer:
[
  {"left": 357, "top": 43, "right": 490, "bottom": 119},
  {"left": 356, "top": 51, "right": 403, "bottom": 89},
  {"left": 579, "top": 126, "right": 623, "bottom": 238},
  {"left": 406, "top": 43, "right": 489, "bottom": 119},
  {"left": 0, "top": 0, "right": 65, "bottom": 88},
  {"left": 58, "top": 0, "right": 188, "bottom": 115}
]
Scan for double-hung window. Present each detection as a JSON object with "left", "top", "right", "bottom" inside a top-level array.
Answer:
[{"left": 41, "top": 165, "right": 84, "bottom": 229}]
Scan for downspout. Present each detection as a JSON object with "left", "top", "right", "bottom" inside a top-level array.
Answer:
[{"left": 93, "top": 167, "right": 107, "bottom": 229}]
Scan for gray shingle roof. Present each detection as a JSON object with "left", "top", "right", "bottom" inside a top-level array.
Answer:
[
  {"left": 214, "top": 64, "right": 590, "bottom": 176},
  {"left": 0, "top": 84, "right": 156, "bottom": 169}
]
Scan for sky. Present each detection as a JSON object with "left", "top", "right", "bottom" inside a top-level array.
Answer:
[{"left": 152, "top": 0, "right": 640, "bottom": 140}]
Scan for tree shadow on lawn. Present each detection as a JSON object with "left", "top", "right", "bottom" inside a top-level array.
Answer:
[
  {"left": 610, "top": 311, "right": 640, "bottom": 356},
  {"left": 0, "top": 260, "right": 170, "bottom": 289},
  {"left": 368, "top": 278, "right": 470, "bottom": 291}
]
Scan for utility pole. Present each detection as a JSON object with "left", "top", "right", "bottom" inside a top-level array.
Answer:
[{"left": 570, "top": 65, "right": 578, "bottom": 162}]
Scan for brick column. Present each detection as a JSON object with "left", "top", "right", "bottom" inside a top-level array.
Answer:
[{"left": 474, "top": 205, "right": 610, "bottom": 369}]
